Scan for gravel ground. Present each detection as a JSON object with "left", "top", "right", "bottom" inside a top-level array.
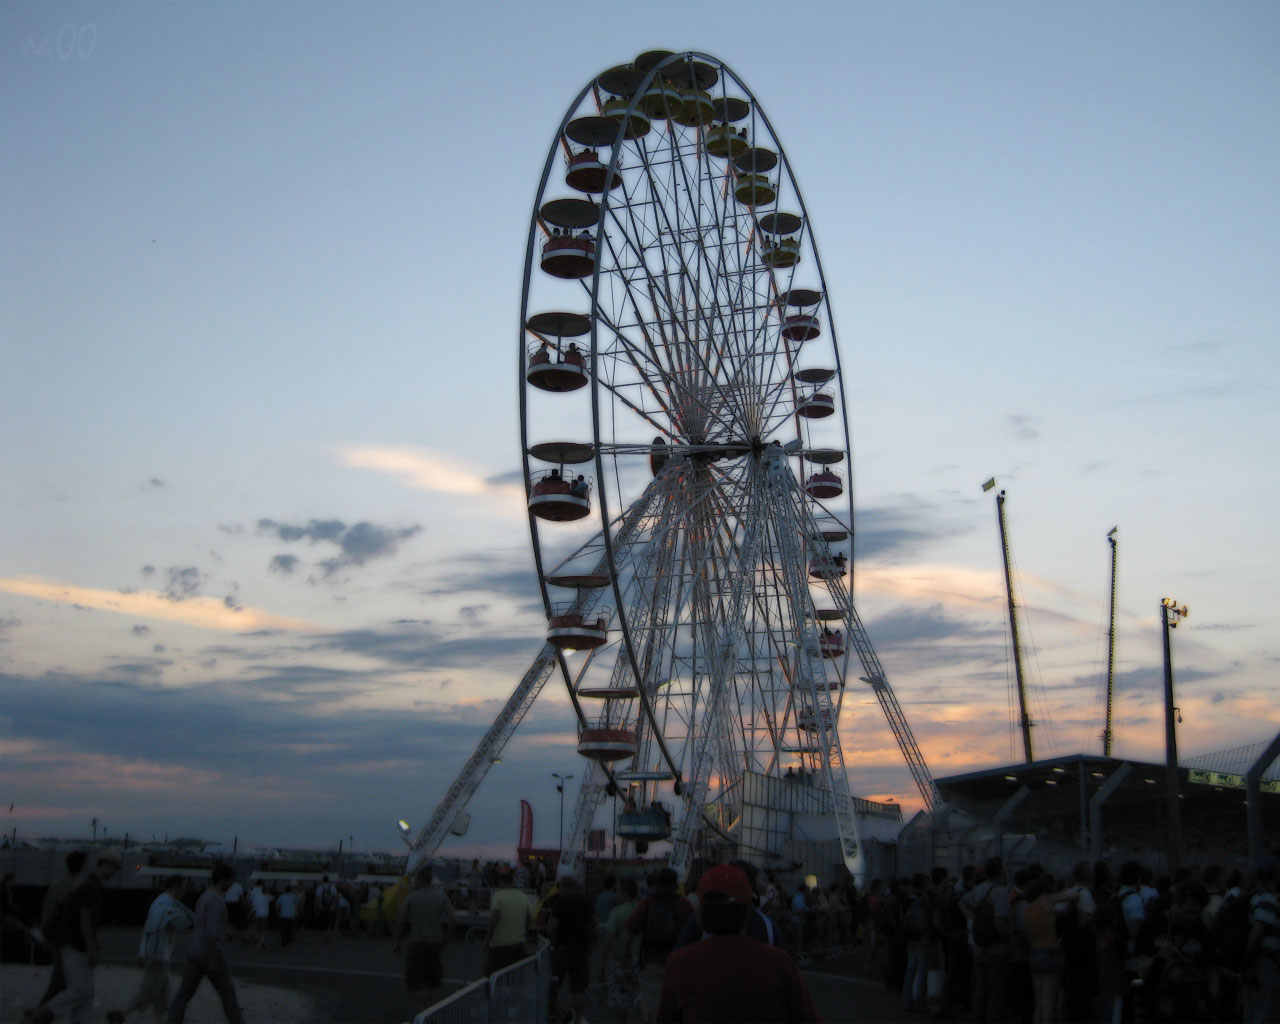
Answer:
[{"left": 0, "top": 963, "right": 315, "bottom": 1024}]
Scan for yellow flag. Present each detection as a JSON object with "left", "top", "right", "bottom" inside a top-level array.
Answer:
[{"left": 981, "top": 477, "right": 996, "bottom": 492}]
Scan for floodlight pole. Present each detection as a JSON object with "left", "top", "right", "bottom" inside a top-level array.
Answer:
[
  {"left": 552, "top": 773, "right": 574, "bottom": 860},
  {"left": 1103, "top": 528, "right": 1118, "bottom": 756}
]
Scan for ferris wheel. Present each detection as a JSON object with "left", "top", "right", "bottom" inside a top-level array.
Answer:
[{"left": 406, "top": 51, "right": 937, "bottom": 882}]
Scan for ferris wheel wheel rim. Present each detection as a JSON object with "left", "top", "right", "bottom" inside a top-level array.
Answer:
[{"left": 518, "top": 50, "right": 857, "bottom": 797}]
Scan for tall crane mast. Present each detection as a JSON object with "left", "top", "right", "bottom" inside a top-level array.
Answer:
[{"left": 986, "top": 479, "right": 1034, "bottom": 762}]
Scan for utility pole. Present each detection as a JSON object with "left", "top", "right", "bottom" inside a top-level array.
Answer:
[
  {"left": 1161, "top": 597, "right": 1188, "bottom": 872},
  {"left": 986, "top": 480, "right": 1033, "bottom": 762},
  {"left": 1103, "top": 528, "right": 1118, "bottom": 756}
]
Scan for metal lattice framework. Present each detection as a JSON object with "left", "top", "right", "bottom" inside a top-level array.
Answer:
[{"left": 408, "top": 51, "right": 936, "bottom": 880}]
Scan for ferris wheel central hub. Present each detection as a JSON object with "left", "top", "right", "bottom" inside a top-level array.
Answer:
[{"left": 688, "top": 440, "right": 754, "bottom": 464}]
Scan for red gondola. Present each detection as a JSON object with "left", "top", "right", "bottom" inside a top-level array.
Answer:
[
  {"left": 529, "top": 471, "right": 590, "bottom": 522},
  {"left": 805, "top": 470, "right": 842, "bottom": 499},
  {"left": 541, "top": 234, "right": 596, "bottom": 279},
  {"left": 577, "top": 727, "right": 638, "bottom": 761},
  {"left": 546, "top": 612, "right": 608, "bottom": 651},
  {"left": 565, "top": 150, "right": 622, "bottom": 193},
  {"left": 526, "top": 343, "right": 589, "bottom": 392},
  {"left": 782, "top": 313, "right": 821, "bottom": 341},
  {"left": 796, "top": 392, "right": 835, "bottom": 418}
]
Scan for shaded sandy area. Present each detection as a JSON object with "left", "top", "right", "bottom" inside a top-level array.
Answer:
[{"left": 0, "top": 963, "right": 315, "bottom": 1023}]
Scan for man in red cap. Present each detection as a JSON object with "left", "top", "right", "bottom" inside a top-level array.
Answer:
[{"left": 656, "top": 865, "right": 820, "bottom": 1023}]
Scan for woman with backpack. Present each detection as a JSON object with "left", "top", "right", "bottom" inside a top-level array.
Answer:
[
  {"left": 626, "top": 868, "right": 692, "bottom": 1024},
  {"left": 1023, "top": 876, "right": 1081, "bottom": 1024}
]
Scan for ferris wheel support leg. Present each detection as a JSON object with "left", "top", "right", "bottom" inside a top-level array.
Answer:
[
  {"left": 825, "top": 576, "right": 941, "bottom": 813},
  {"left": 668, "top": 482, "right": 767, "bottom": 880},
  {"left": 768, "top": 455, "right": 866, "bottom": 882},
  {"left": 406, "top": 643, "right": 560, "bottom": 872}
]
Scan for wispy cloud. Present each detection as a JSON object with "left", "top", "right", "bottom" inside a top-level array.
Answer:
[
  {"left": 337, "top": 444, "right": 525, "bottom": 507},
  {"left": 0, "top": 577, "right": 322, "bottom": 633}
]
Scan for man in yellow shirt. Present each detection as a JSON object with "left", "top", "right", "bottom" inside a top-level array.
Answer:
[{"left": 487, "top": 868, "right": 530, "bottom": 974}]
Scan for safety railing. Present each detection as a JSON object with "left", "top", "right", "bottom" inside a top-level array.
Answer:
[{"left": 414, "top": 938, "right": 551, "bottom": 1024}]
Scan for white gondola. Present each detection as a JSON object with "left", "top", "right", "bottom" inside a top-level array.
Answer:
[{"left": 617, "top": 805, "right": 672, "bottom": 840}]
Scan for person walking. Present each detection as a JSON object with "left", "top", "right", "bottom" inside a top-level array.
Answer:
[
  {"left": 548, "top": 875, "right": 594, "bottom": 1024},
  {"left": 487, "top": 867, "right": 531, "bottom": 974},
  {"left": 657, "top": 865, "right": 820, "bottom": 1023},
  {"left": 393, "top": 866, "right": 456, "bottom": 1011},
  {"left": 25, "top": 847, "right": 123, "bottom": 1024},
  {"left": 166, "top": 864, "right": 246, "bottom": 1023},
  {"left": 247, "top": 883, "right": 271, "bottom": 948},
  {"left": 107, "top": 874, "right": 194, "bottom": 1024},
  {"left": 315, "top": 875, "right": 338, "bottom": 937},
  {"left": 627, "top": 867, "right": 692, "bottom": 1024},
  {"left": 33, "top": 850, "right": 86, "bottom": 1009},
  {"left": 599, "top": 877, "right": 640, "bottom": 1023},
  {"left": 276, "top": 883, "right": 299, "bottom": 947}
]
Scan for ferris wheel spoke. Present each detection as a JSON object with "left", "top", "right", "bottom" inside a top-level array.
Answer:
[
  {"left": 624, "top": 132, "right": 747, "bottom": 428},
  {"left": 595, "top": 231, "right": 714, "bottom": 441}
]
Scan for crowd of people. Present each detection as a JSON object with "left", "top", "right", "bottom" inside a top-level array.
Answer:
[
  {"left": 856, "top": 853, "right": 1280, "bottom": 1024},
  {"left": 5, "top": 847, "right": 1278, "bottom": 1023},
  {"left": 491, "top": 852, "right": 1280, "bottom": 1024}
]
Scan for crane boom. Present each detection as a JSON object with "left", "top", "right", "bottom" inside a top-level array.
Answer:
[{"left": 995, "top": 487, "right": 1034, "bottom": 762}]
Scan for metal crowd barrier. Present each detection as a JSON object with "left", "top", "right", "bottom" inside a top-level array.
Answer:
[
  {"left": 415, "top": 939, "right": 551, "bottom": 1024},
  {"left": 414, "top": 977, "right": 490, "bottom": 1024}
]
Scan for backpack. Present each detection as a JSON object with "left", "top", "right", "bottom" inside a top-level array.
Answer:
[
  {"left": 905, "top": 893, "right": 930, "bottom": 939},
  {"left": 1114, "top": 886, "right": 1145, "bottom": 953},
  {"left": 642, "top": 893, "right": 680, "bottom": 953},
  {"left": 971, "top": 886, "right": 1001, "bottom": 948},
  {"left": 319, "top": 884, "right": 335, "bottom": 910},
  {"left": 1210, "top": 891, "right": 1250, "bottom": 967}
]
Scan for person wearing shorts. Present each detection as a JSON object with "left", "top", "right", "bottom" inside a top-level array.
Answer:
[{"left": 394, "top": 867, "right": 455, "bottom": 1011}]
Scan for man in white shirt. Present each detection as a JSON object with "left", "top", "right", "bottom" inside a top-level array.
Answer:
[
  {"left": 248, "top": 884, "right": 272, "bottom": 949},
  {"left": 108, "top": 875, "right": 194, "bottom": 1024},
  {"left": 275, "top": 884, "right": 299, "bottom": 947}
]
